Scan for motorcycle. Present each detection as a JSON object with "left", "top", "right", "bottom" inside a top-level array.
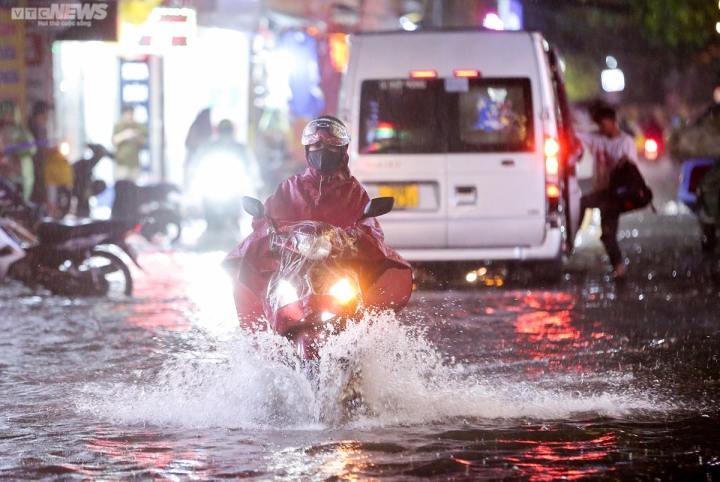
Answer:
[
  {"left": 112, "top": 180, "right": 183, "bottom": 245},
  {"left": 696, "top": 161, "right": 720, "bottom": 253},
  {"left": 70, "top": 143, "right": 111, "bottom": 219},
  {"left": 191, "top": 144, "right": 258, "bottom": 231},
  {"left": 677, "top": 158, "right": 720, "bottom": 253},
  {"left": 242, "top": 195, "right": 396, "bottom": 363},
  {"left": 0, "top": 179, "right": 140, "bottom": 297}
]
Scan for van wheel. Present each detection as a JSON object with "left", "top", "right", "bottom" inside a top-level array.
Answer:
[
  {"left": 559, "top": 195, "right": 574, "bottom": 256},
  {"left": 530, "top": 256, "right": 565, "bottom": 286},
  {"left": 412, "top": 263, "right": 453, "bottom": 290}
]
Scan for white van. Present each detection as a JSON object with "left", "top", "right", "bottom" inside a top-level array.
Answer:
[{"left": 338, "top": 29, "right": 585, "bottom": 276}]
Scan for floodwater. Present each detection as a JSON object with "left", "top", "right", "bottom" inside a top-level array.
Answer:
[{"left": 2, "top": 162, "right": 720, "bottom": 480}]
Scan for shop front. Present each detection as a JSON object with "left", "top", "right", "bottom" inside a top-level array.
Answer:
[{"left": 52, "top": 2, "right": 256, "bottom": 194}]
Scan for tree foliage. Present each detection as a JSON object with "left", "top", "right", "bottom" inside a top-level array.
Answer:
[{"left": 627, "top": 0, "right": 719, "bottom": 50}]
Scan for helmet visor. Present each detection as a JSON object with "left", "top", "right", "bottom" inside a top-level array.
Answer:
[{"left": 301, "top": 119, "right": 350, "bottom": 146}]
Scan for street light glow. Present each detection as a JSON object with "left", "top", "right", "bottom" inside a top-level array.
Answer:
[
  {"left": 601, "top": 68, "right": 625, "bottom": 92},
  {"left": 483, "top": 13, "right": 504, "bottom": 30}
]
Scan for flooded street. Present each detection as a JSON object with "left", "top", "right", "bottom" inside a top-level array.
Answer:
[{"left": 1, "top": 159, "right": 719, "bottom": 480}]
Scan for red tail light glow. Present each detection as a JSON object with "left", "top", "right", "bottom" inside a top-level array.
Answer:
[
  {"left": 644, "top": 139, "right": 659, "bottom": 160},
  {"left": 409, "top": 70, "right": 437, "bottom": 78},
  {"left": 645, "top": 139, "right": 658, "bottom": 153},
  {"left": 546, "top": 184, "right": 560, "bottom": 198},
  {"left": 544, "top": 136, "right": 562, "bottom": 213}
]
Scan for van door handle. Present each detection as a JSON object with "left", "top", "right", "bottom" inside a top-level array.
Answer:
[
  {"left": 454, "top": 186, "right": 477, "bottom": 205},
  {"left": 501, "top": 159, "right": 515, "bottom": 167}
]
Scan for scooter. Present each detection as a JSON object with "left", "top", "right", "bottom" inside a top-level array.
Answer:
[
  {"left": 192, "top": 146, "right": 255, "bottom": 231},
  {"left": 696, "top": 161, "right": 720, "bottom": 253},
  {"left": 112, "top": 181, "right": 183, "bottom": 244},
  {"left": 70, "top": 143, "right": 111, "bottom": 219},
  {"left": 677, "top": 158, "right": 720, "bottom": 253},
  {"left": 0, "top": 179, "right": 140, "bottom": 297},
  {"left": 242, "top": 195, "right": 396, "bottom": 362}
]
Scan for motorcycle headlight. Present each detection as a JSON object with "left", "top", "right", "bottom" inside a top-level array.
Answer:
[
  {"left": 329, "top": 278, "right": 357, "bottom": 305},
  {"left": 195, "top": 153, "right": 247, "bottom": 200},
  {"left": 296, "top": 233, "right": 332, "bottom": 260}
]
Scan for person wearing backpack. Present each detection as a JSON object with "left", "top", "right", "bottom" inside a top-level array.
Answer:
[{"left": 578, "top": 105, "right": 639, "bottom": 279}]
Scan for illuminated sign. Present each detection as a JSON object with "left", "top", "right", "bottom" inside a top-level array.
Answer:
[{"left": 120, "top": 7, "right": 196, "bottom": 54}]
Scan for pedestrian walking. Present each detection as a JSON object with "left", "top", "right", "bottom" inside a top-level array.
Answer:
[{"left": 578, "top": 105, "right": 639, "bottom": 279}]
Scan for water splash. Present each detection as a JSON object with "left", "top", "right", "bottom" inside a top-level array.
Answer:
[{"left": 79, "top": 310, "right": 671, "bottom": 430}]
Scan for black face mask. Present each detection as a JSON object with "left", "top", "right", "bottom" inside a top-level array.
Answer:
[{"left": 307, "top": 148, "right": 347, "bottom": 174}]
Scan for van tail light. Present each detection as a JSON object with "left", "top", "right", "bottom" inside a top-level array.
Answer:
[
  {"left": 544, "top": 137, "right": 561, "bottom": 214},
  {"left": 545, "top": 156, "right": 559, "bottom": 176},
  {"left": 547, "top": 183, "right": 560, "bottom": 213},
  {"left": 410, "top": 70, "right": 437, "bottom": 78},
  {"left": 453, "top": 69, "right": 480, "bottom": 78},
  {"left": 546, "top": 184, "right": 560, "bottom": 198}
]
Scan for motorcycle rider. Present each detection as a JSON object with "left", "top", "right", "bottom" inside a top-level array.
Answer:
[
  {"left": 191, "top": 119, "right": 261, "bottom": 231},
  {"left": 223, "top": 115, "right": 412, "bottom": 329}
]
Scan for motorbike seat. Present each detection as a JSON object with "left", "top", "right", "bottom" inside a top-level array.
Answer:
[{"left": 37, "top": 219, "right": 136, "bottom": 244}]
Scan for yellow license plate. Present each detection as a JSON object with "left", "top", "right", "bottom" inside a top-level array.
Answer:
[{"left": 379, "top": 184, "right": 419, "bottom": 209}]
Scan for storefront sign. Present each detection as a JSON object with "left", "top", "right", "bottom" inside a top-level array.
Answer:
[
  {"left": 119, "top": 7, "right": 197, "bottom": 54},
  {"left": 0, "top": 7, "right": 26, "bottom": 109}
]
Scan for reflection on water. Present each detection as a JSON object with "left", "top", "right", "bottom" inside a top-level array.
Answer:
[
  {"left": 503, "top": 428, "right": 616, "bottom": 481},
  {"left": 514, "top": 292, "right": 579, "bottom": 342},
  {"left": 83, "top": 434, "right": 207, "bottom": 480},
  {"left": 128, "top": 250, "right": 238, "bottom": 334},
  {"left": 2, "top": 233, "right": 720, "bottom": 479}
]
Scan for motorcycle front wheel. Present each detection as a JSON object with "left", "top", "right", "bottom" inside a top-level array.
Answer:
[
  {"left": 141, "top": 208, "right": 183, "bottom": 245},
  {"left": 65, "top": 250, "right": 134, "bottom": 298},
  {"left": 141, "top": 219, "right": 182, "bottom": 245}
]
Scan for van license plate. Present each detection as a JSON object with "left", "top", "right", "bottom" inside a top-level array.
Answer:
[{"left": 379, "top": 184, "right": 419, "bottom": 209}]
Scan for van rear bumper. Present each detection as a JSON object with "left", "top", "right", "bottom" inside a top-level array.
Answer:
[{"left": 395, "top": 226, "right": 562, "bottom": 262}]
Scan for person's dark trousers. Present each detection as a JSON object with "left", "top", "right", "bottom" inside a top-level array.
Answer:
[
  {"left": 580, "top": 190, "right": 622, "bottom": 268},
  {"left": 29, "top": 150, "right": 46, "bottom": 205}
]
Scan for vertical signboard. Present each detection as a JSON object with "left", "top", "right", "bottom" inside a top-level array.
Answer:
[
  {"left": 119, "top": 58, "right": 151, "bottom": 173},
  {"left": 0, "top": 4, "right": 27, "bottom": 110}
]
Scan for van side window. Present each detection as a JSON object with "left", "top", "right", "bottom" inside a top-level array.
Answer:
[
  {"left": 359, "top": 79, "right": 444, "bottom": 154},
  {"left": 358, "top": 77, "right": 533, "bottom": 155},
  {"left": 451, "top": 78, "right": 534, "bottom": 153}
]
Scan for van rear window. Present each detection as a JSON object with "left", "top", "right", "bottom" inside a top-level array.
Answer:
[{"left": 359, "top": 78, "right": 534, "bottom": 155}]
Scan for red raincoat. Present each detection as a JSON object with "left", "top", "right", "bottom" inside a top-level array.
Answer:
[{"left": 223, "top": 165, "right": 412, "bottom": 328}]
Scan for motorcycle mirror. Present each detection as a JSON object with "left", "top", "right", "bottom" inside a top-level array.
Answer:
[
  {"left": 242, "top": 196, "right": 265, "bottom": 219},
  {"left": 360, "top": 197, "right": 394, "bottom": 220}
]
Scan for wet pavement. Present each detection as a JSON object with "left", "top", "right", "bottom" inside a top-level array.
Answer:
[{"left": 1, "top": 158, "right": 719, "bottom": 480}]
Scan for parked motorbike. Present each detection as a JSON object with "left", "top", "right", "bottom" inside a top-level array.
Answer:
[
  {"left": 0, "top": 179, "right": 140, "bottom": 297},
  {"left": 70, "top": 143, "right": 110, "bottom": 218},
  {"left": 242, "top": 195, "right": 396, "bottom": 363},
  {"left": 677, "top": 158, "right": 720, "bottom": 253},
  {"left": 696, "top": 161, "right": 720, "bottom": 253},
  {"left": 112, "top": 181, "right": 183, "bottom": 244}
]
